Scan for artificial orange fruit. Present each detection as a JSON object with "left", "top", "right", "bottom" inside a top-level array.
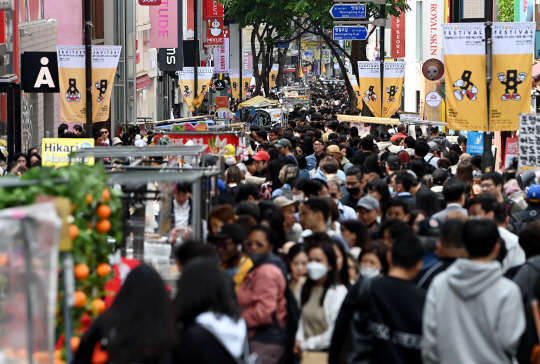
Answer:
[
  {"left": 74, "top": 264, "right": 90, "bottom": 280},
  {"left": 90, "top": 299, "right": 106, "bottom": 314},
  {"left": 70, "top": 336, "right": 81, "bottom": 352},
  {"left": 0, "top": 253, "right": 8, "bottom": 267},
  {"left": 73, "top": 291, "right": 86, "bottom": 308},
  {"left": 102, "top": 189, "right": 111, "bottom": 202},
  {"left": 96, "top": 219, "right": 111, "bottom": 234},
  {"left": 96, "top": 263, "right": 112, "bottom": 277},
  {"left": 69, "top": 224, "right": 79, "bottom": 240},
  {"left": 96, "top": 205, "right": 111, "bottom": 220},
  {"left": 85, "top": 194, "right": 93, "bottom": 205}
]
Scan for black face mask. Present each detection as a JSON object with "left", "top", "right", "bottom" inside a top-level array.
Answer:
[{"left": 346, "top": 187, "right": 360, "bottom": 196}]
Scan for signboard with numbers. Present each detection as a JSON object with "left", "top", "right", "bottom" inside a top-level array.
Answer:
[{"left": 518, "top": 113, "right": 540, "bottom": 171}]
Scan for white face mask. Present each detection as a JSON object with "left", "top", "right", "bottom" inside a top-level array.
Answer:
[
  {"left": 307, "top": 261, "right": 329, "bottom": 281},
  {"left": 292, "top": 194, "right": 305, "bottom": 202},
  {"left": 360, "top": 266, "right": 380, "bottom": 278}
]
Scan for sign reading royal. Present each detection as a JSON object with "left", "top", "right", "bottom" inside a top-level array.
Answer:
[{"left": 41, "top": 138, "right": 94, "bottom": 166}]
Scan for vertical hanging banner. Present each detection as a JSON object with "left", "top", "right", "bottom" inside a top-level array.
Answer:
[
  {"left": 357, "top": 61, "right": 382, "bottom": 117},
  {"left": 490, "top": 22, "right": 535, "bottom": 131},
  {"left": 391, "top": 14, "right": 405, "bottom": 58},
  {"left": 203, "top": 0, "right": 223, "bottom": 20},
  {"left": 149, "top": 0, "right": 178, "bottom": 48},
  {"left": 269, "top": 64, "right": 279, "bottom": 88},
  {"left": 57, "top": 46, "right": 121, "bottom": 123},
  {"left": 242, "top": 69, "right": 253, "bottom": 93},
  {"left": 193, "top": 67, "right": 214, "bottom": 109},
  {"left": 382, "top": 62, "right": 405, "bottom": 117},
  {"left": 422, "top": 0, "right": 444, "bottom": 62},
  {"left": 213, "top": 38, "right": 230, "bottom": 73},
  {"left": 442, "top": 23, "right": 488, "bottom": 131},
  {"left": 229, "top": 69, "right": 241, "bottom": 99},
  {"left": 346, "top": 72, "right": 362, "bottom": 110},
  {"left": 58, "top": 46, "right": 85, "bottom": 123},
  {"left": 92, "top": 46, "right": 122, "bottom": 122},
  {"left": 178, "top": 67, "right": 195, "bottom": 111},
  {"left": 206, "top": 17, "right": 224, "bottom": 47}
]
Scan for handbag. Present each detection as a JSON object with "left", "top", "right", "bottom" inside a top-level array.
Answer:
[{"left": 300, "top": 351, "right": 329, "bottom": 364}]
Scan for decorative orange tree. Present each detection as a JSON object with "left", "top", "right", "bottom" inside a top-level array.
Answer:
[{"left": 0, "top": 162, "right": 123, "bottom": 362}]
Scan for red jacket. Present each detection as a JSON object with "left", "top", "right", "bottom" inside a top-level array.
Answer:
[{"left": 237, "top": 264, "right": 287, "bottom": 336}]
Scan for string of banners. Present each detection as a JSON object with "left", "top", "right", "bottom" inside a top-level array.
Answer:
[{"left": 442, "top": 22, "right": 535, "bottom": 132}]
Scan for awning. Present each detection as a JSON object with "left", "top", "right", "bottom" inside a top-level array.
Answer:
[
  {"left": 238, "top": 96, "right": 279, "bottom": 109},
  {"left": 337, "top": 115, "right": 400, "bottom": 125},
  {"left": 136, "top": 74, "right": 152, "bottom": 91}
]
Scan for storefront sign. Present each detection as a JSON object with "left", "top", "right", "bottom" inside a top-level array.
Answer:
[
  {"left": 518, "top": 113, "right": 540, "bottom": 171},
  {"left": 391, "top": 14, "right": 405, "bottom": 58},
  {"left": 41, "top": 138, "right": 94, "bottom": 166},
  {"left": 21, "top": 52, "right": 59, "bottom": 93},
  {"left": 149, "top": 0, "right": 178, "bottom": 48}
]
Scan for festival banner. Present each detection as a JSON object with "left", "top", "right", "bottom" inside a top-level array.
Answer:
[
  {"left": 357, "top": 61, "right": 382, "bottom": 117},
  {"left": 229, "top": 69, "right": 241, "bottom": 99},
  {"left": 57, "top": 46, "right": 121, "bottom": 123},
  {"left": 149, "top": 0, "right": 178, "bottom": 48},
  {"left": 178, "top": 67, "right": 195, "bottom": 111},
  {"left": 213, "top": 38, "right": 230, "bottom": 73},
  {"left": 382, "top": 61, "right": 405, "bottom": 117},
  {"left": 193, "top": 67, "right": 214, "bottom": 109},
  {"left": 269, "top": 64, "right": 279, "bottom": 88},
  {"left": 490, "top": 22, "right": 535, "bottom": 131},
  {"left": 442, "top": 23, "right": 488, "bottom": 131},
  {"left": 346, "top": 72, "right": 362, "bottom": 110},
  {"left": 242, "top": 69, "right": 253, "bottom": 93},
  {"left": 41, "top": 138, "right": 94, "bottom": 166}
]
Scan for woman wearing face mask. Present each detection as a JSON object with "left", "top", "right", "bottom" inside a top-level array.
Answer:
[
  {"left": 294, "top": 233, "right": 348, "bottom": 362},
  {"left": 358, "top": 242, "right": 389, "bottom": 278},
  {"left": 237, "top": 226, "right": 288, "bottom": 364}
]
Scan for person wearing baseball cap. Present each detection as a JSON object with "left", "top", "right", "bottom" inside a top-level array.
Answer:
[
  {"left": 356, "top": 195, "right": 381, "bottom": 232},
  {"left": 208, "top": 223, "right": 253, "bottom": 291},
  {"left": 275, "top": 139, "right": 298, "bottom": 166},
  {"left": 252, "top": 150, "right": 270, "bottom": 178}
]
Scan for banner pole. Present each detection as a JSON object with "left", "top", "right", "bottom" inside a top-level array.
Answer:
[
  {"left": 482, "top": 19, "right": 494, "bottom": 172},
  {"left": 380, "top": 0, "right": 386, "bottom": 134},
  {"left": 194, "top": 0, "right": 199, "bottom": 116},
  {"left": 84, "top": 0, "right": 93, "bottom": 137}
]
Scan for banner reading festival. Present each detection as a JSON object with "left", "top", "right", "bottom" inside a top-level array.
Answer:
[
  {"left": 229, "top": 69, "right": 241, "bottom": 100},
  {"left": 357, "top": 61, "right": 381, "bottom": 117},
  {"left": 490, "top": 22, "right": 535, "bottom": 131},
  {"left": 442, "top": 24, "right": 488, "bottom": 131},
  {"left": 382, "top": 62, "right": 405, "bottom": 118},
  {"left": 57, "top": 46, "right": 121, "bottom": 123}
]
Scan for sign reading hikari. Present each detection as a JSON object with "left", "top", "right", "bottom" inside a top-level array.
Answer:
[{"left": 41, "top": 138, "right": 94, "bottom": 166}]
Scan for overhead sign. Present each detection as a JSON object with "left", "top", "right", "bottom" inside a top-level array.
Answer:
[
  {"left": 21, "top": 52, "right": 59, "bottom": 93},
  {"left": 333, "top": 26, "right": 368, "bottom": 40},
  {"left": 330, "top": 4, "right": 366, "bottom": 18},
  {"left": 275, "top": 43, "right": 290, "bottom": 49}
]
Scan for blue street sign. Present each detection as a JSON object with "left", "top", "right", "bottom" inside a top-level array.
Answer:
[
  {"left": 466, "top": 132, "right": 484, "bottom": 156},
  {"left": 332, "top": 26, "right": 368, "bottom": 40},
  {"left": 304, "top": 51, "right": 314, "bottom": 56},
  {"left": 330, "top": 4, "right": 366, "bottom": 19},
  {"left": 275, "top": 43, "right": 290, "bottom": 49}
]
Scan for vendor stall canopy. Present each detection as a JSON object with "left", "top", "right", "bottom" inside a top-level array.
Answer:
[{"left": 238, "top": 96, "right": 278, "bottom": 109}]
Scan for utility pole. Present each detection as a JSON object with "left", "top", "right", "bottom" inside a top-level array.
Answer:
[
  {"left": 482, "top": 0, "right": 494, "bottom": 172},
  {"left": 84, "top": 0, "right": 93, "bottom": 137}
]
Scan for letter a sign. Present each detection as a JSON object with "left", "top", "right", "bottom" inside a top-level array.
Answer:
[{"left": 21, "top": 52, "right": 60, "bottom": 93}]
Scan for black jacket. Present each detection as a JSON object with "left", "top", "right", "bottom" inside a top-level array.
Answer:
[
  {"left": 177, "top": 324, "right": 239, "bottom": 364},
  {"left": 329, "top": 276, "right": 425, "bottom": 364}
]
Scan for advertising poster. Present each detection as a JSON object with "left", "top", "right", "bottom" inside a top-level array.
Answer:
[
  {"left": 41, "top": 138, "right": 94, "bottom": 166},
  {"left": 465, "top": 132, "right": 484, "bottom": 155},
  {"left": 149, "top": 0, "right": 178, "bottom": 48},
  {"left": 269, "top": 64, "right": 279, "bottom": 88},
  {"left": 391, "top": 14, "right": 405, "bottom": 58},
  {"left": 206, "top": 17, "right": 224, "bottom": 47},
  {"left": 213, "top": 38, "right": 229, "bottom": 73},
  {"left": 357, "top": 61, "right": 381, "bottom": 117},
  {"left": 490, "top": 22, "right": 535, "bottom": 131},
  {"left": 518, "top": 113, "right": 540, "bottom": 171},
  {"left": 504, "top": 137, "right": 519, "bottom": 169},
  {"left": 382, "top": 61, "right": 405, "bottom": 117},
  {"left": 57, "top": 46, "right": 121, "bottom": 123},
  {"left": 442, "top": 23, "right": 488, "bottom": 131},
  {"left": 422, "top": 0, "right": 444, "bottom": 62}
]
